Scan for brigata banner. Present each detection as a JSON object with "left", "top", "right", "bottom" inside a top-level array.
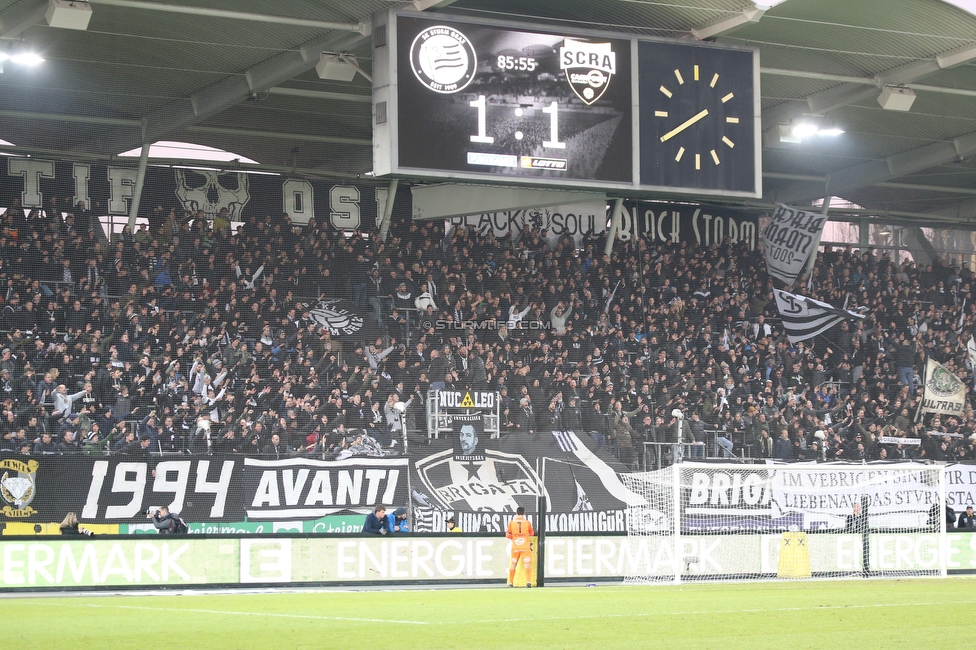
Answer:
[
  {"left": 411, "top": 429, "right": 641, "bottom": 534},
  {"left": 761, "top": 203, "right": 826, "bottom": 285}
]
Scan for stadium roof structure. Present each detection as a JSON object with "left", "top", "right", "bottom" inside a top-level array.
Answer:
[{"left": 1, "top": 0, "right": 976, "bottom": 227}]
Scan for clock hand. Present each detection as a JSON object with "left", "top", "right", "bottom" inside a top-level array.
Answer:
[{"left": 660, "top": 109, "right": 709, "bottom": 143}]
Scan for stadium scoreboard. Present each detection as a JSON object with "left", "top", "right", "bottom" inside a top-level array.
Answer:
[{"left": 372, "top": 11, "right": 761, "bottom": 199}]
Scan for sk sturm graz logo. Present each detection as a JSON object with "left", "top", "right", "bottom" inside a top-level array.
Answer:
[
  {"left": 309, "top": 300, "right": 364, "bottom": 336},
  {"left": 410, "top": 25, "right": 477, "bottom": 94},
  {"left": 559, "top": 38, "right": 616, "bottom": 105},
  {"left": 0, "top": 458, "right": 38, "bottom": 517},
  {"left": 927, "top": 365, "right": 962, "bottom": 398}
]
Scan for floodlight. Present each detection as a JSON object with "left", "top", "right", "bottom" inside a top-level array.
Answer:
[
  {"left": 9, "top": 52, "right": 44, "bottom": 66},
  {"left": 790, "top": 121, "right": 818, "bottom": 139}
]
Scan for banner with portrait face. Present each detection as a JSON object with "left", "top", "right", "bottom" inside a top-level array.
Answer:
[{"left": 452, "top": 413, "right": 485, "bottom": 460}]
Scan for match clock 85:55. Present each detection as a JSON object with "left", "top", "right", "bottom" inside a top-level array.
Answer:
[{"left": 638, "top": 40, "right": 760, "bottom": 197}]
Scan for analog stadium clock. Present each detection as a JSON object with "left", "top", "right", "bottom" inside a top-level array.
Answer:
[{"left": 638, "top": 41, "right": 760, "bottom": 197}]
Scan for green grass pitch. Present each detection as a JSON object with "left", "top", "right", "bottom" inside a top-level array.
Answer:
[{"left": 10, "top": 578, "right": 975, "bottom": 648}]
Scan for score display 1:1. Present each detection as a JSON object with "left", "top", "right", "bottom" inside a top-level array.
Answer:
[{"left": 468, "top": 95, "right": 566, "bottom": 149}]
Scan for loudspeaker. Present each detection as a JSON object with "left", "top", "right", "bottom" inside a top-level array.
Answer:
[
  {"left": 877, "top": 85, "right": 916, "bottom": 111},
  {"left": 45, "top": 0, "right": 93, "bottom": 31}
]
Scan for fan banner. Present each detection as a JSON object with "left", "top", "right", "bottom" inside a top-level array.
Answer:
[
  {"left": 451, "top": 413, "right": 486, "bottom": 460},
  {"left": 761, "top": 203, "right": 827, "bottom": 285},
  {"left": 0, "top": 433, "right": 640, "bottom": 533},
  {"left": 444, "top": 201, "right": 607, "bottom": 246},
  {"left": 9, "top": 448, "right": 972, "bottom": 536},
  {"left": 0, "top": 158, "right": 395, "bottom": 229},
  {"left": 0, "top": 453, "right": 409, "bottom": 527},
  {"left": 628, "top": 464, "right": 940, "bottom": 534},
  {"left": 920, "top": 358, "right": 967, "bottom": 416},
  {"left": 628, "top": 201, "right": 759, "bottom": 250},
  {"left": 306, "top": 299, "right": 368, "bottom": 337},
  {"left": 411, "top": 429, "right": 643, "bottom": 533}
]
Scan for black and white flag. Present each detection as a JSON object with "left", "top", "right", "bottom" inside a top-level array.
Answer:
[
  {"left": 774, "top": 289, "right": 865, "bottom": 343},
  {"left": 761, "top": 203, "right": 827, "bottom": 285}
]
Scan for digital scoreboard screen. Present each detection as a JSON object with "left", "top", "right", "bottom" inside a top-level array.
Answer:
[
  {"left": 373, "top": 12, "right": 760, "bottom": 198},
  {"left": 393, "top": 15, "right": 633, "bottom": 187}
]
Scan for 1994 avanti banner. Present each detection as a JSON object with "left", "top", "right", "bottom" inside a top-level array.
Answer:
[
  {"left": 0, "top": 431, "right": 639, "bottom": 534},
  {"left": 6, "top": 434, "right": 976, "bottom": 536}
]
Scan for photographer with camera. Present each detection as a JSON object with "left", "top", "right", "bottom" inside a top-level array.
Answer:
[
  {"left": 146, "top": 505, "right": 188, "bottom": 534},
  {"left": 59, "top": 512, "right": 94, "bottom": 536}
]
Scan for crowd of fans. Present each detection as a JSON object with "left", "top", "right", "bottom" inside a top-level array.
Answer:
[{"left": 0, "top": 193, "right": 974, "bottom": 468}]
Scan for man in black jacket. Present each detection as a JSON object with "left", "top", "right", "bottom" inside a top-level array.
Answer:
[
  {"left": 958, "top": 505, "right": 976, "bottom": 530},
  {"left": 262, "top": 433, "right": 289, "bottom": 459},
  {"left": 562, "top": 397, "right": 583, "bottom": 433},
  {"left": 583, "top": 401, "right": 608, "bottom": 447}
]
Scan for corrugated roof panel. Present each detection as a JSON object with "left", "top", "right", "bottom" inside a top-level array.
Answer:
[{"left": 448, "top": 0, "right": 743, "bottom": 36}]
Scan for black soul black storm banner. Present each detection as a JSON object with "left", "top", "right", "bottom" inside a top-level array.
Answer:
[{"left": 625, "top": 201, "right": 760, "bottom": 250}]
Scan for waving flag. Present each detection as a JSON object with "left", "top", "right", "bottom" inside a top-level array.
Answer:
[
  {"left": 920, "top": 358, "right": 967, "bottom": 417},
  {"left": 774, "top": 289, "right": 865, "bottom": 343},
  {"left": 761, "top": 204, "right": 827, "bottom": 285}
]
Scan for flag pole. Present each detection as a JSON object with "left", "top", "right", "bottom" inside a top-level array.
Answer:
[
  {"left": 605, "top": 279, "right": 622, "bottom": 314},
  {"left": 914, "top": 359, "right": 927, "bottom": 423},
  {"left": 799, "top": 179, "right": 831, "bottom": 291}
]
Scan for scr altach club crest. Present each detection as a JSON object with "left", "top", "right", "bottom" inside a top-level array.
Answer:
[
  {"left": 308, "top": 300, "right": 364, "bottom": 336},
  {"left": 0, "top": 458, "right": 38, "bottom": 517},
  {"left": 410, "top": 25, "right": 477, "bottom": 94},
  {"left": 559, "top": 38, "right": 616, "bottom": 105}
]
